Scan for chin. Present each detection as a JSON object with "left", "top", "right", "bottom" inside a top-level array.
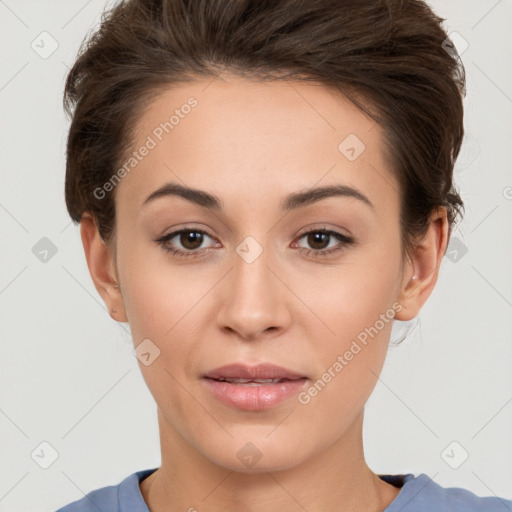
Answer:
[{"left": 201, "top": 436, "right": 309, "bottom": 474}]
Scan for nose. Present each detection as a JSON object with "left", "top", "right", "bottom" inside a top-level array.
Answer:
[{"left": 216, "top": 243, "right": 291, "bottom": 342}]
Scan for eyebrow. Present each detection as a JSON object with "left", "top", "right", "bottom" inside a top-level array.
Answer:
[{"left": 142, "top": 182, "right": 374, "bottom": 212}]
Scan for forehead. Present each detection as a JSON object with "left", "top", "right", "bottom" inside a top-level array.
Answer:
[{"left": 115, "top": 73, "right": 399, "bottom": 217}]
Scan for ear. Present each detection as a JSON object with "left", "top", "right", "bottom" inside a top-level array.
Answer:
[
  {"left": 80, "top": 212, "right": 127, "bottom": 322},
  {"left": 395, "top": 207, "right": 450, "bottom": 321}
]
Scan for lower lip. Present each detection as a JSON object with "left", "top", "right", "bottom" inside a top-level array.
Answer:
[{"left": 202, "top": 377, "right": 308, "bottom": 411}]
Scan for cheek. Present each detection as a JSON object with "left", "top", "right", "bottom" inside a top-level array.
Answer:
[
  {"left": 119, "top": 240, "right": 214, "bottom": 338},
  {"left": 293, "top": 244, "right": 402, "bottom": 404},
  {"left": 291, "top": 246, "right": 402, "bottom": 349},
  {"left": 118, "top": 250, "right": 215, "bottom": 388},
  {"left": 297, "top": 299, "right": 395, "bottom": 438},
  {"left": 310, "top": 291, "right": 395, "bottom": 396}
]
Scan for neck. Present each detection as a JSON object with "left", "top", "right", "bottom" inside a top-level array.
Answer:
[{"left": 140, "top": 409, "right": 401, "bottom": 512}]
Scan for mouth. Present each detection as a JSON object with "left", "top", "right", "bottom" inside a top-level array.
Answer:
[{"left": 201, "top": 363, "right": 308, "bottom": 410}]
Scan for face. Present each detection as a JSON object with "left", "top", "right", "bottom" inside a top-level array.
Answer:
[{"left": 86, "top": 73, "right": 426, "bottom": 473}]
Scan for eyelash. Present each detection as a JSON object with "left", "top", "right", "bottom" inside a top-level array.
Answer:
[{"left": 155, "top": 226, "right": 355, "bottom": 259}]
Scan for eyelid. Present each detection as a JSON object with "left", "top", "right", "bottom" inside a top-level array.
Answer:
[{"left": 294, "top": 223, "right": 352, "bottom": 238}]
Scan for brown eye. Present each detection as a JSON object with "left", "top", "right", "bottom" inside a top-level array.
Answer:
[
  {"left": 178, "top": 231, "right": 204, "bottom": 250},
  {"left": 294, "top": 228, "right": 354, "bottom": 257},
  {"left": 155, "top": 228, "right": 217, "bottom": 257},
  {"left": 305, "top": 231, "right": 330, "bottom": 250}
]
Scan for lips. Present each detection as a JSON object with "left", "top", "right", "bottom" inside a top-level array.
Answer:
[
  {"left": 203, "top": 363, "right": 306, "bottom": 382},
  {"left": 202, "top": 363, "right": 308, "bottom": 410}
]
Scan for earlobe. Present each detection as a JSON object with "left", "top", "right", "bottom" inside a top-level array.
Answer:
[
  {"left": 80, "top": 213, "right": 127, "bottom": 322},
  {"left": 394, "top": 207, "right": 449, "bottom": 321}
]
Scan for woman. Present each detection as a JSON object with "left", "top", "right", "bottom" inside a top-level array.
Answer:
[{"left": 56, "top": 0, "right": 511, "bottom": 510}]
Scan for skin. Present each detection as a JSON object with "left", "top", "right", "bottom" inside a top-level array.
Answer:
[{"left": 80, "top": 73, "right": 448, "bottom": 512}]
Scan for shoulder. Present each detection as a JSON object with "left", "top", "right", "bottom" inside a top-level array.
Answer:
[
  {"left": 54, "top": 468, "right": 157, "bottom": 512},
  {"left": 382, "top": 473, "right": 512, "bottom": 512}
]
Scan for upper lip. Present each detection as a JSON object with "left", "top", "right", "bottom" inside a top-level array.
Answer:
[{"left": 203, "top": 363, "right": 306, "bottom": 381}]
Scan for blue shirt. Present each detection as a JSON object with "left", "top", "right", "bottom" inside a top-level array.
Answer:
[{"left": 55, "top": 468, "right": 512, "bottom": 511}]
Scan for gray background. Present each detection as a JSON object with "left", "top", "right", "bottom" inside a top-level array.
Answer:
[{"left": 0, "top": 0, "right": 511, "bottom": 510}]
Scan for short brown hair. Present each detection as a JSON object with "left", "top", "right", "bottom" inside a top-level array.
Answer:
[{"left": 63, "top": 0, "right": 466, "bottom": 263}]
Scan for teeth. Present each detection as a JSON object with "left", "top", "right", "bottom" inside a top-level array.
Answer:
[{"left": 217, "top": 378, "right": 284, "bottom": 384}]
